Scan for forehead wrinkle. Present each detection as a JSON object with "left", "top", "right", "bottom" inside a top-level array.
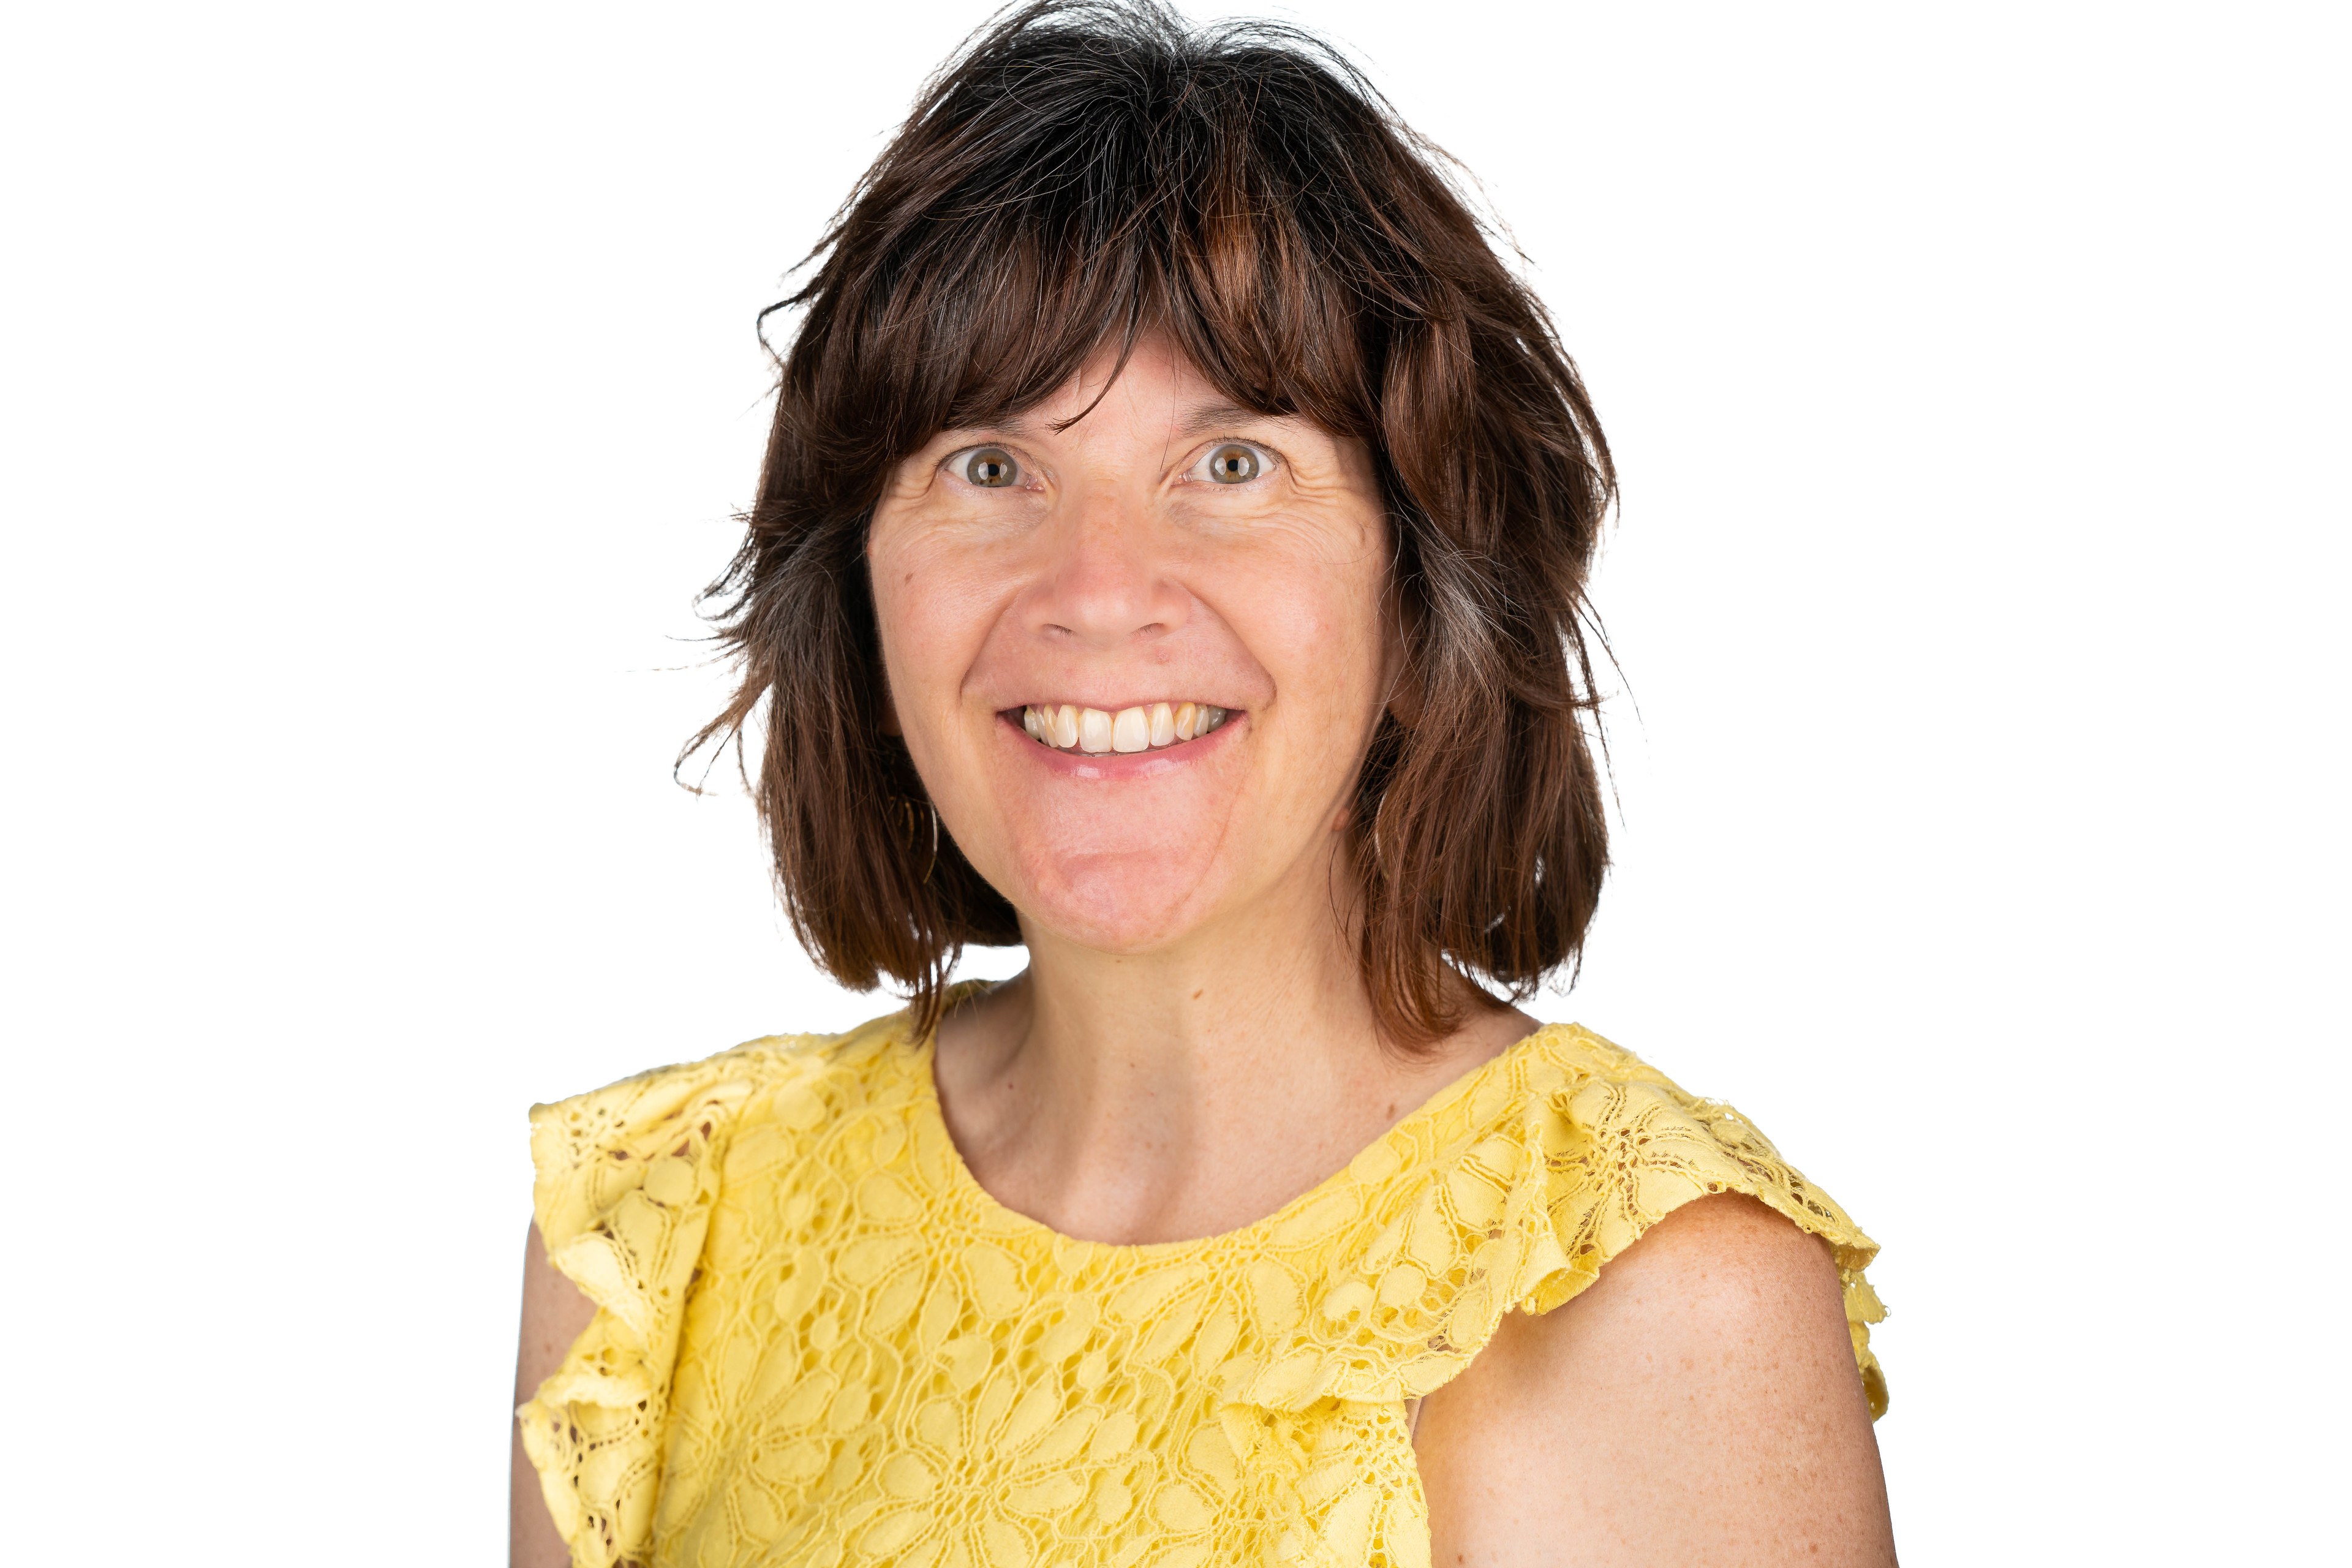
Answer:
[
  {"left": 1143, "top": 399, "right": 1271, "bottom": 472},
  {"left": 954, "top": 369, "right": 1283, "bottom": 463}
]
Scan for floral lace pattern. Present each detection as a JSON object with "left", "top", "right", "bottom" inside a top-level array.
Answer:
[{"left": 519, "top": 1009, "right": 1885, "bottom": 1568}]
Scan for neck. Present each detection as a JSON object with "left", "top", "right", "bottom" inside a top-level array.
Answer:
[{"left": 932, "top": 843, "right": 1531, "bottom": 1245}]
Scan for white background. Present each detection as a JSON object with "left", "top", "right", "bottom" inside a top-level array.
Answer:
[{"left": 4, "top": 2, "right": 2345, "bottom": 1561}]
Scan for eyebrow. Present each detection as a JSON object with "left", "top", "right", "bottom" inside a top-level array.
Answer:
[
  {"left": 965, "top": 401, "right": 1280, "bottom": 442},
  {"left": 1171, "top": 401, "right": 1272, "bottom": 437}
]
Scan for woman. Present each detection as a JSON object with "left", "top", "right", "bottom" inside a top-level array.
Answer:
[{"left": 513, "top": 4, "right": 1894, "bottom": 1565}]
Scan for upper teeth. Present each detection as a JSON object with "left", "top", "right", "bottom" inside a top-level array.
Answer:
[{"left": 1021, "top": 701, "right": 1230, "bottom": 754}]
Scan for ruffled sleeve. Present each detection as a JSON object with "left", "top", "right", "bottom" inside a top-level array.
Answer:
[
  {"left": 1526, "top": 1036, "right": 1887, "bottom": 1415},
  {"left": 516, "top": 1053, "right": 766, "bottom": 1568},
  {"left": 1207, "top": 1027, "right": 1887, "bottom": 1568},
  {"left": 1216, "top": 1023, "right": 1887, "bottom": 1468}
]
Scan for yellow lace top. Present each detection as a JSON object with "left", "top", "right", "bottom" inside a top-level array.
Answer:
[{"left": 519, "top": 1006, "right": 1886, "bottom": 1568}]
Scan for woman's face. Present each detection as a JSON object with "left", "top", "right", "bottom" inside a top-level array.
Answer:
[{"left": 867, "top": 334, "right": 1393, "bottom": 956}]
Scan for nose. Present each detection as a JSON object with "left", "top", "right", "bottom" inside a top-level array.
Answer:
[{"left": 1020, "top": 486, "right": 1189, "bottom": 650}]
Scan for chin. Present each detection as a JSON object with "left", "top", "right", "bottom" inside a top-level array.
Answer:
[{"left": 1005, "top": 845, "right": 1222, "bottom": 955}]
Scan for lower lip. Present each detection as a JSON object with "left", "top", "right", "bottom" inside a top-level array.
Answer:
[{"left": 1001, "top": 711, "right": 1242, "bottom": 777}]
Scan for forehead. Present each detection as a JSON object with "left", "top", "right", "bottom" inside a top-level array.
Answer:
[{"left": 970, "top": 333, "right": 1289, "bottom": 450}]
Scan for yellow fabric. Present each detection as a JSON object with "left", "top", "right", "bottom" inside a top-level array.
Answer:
[{"left": 519, "top": 1006, "right": 1887, "bottom": 1568}]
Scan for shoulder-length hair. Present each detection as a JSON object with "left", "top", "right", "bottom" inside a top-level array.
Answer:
[{"left": 690, "top": 0, "right": 1615, "bottom": 1046}]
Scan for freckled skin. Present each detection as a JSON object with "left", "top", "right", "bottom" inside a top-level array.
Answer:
[{"left": 1416, "top": 1194, "right": 1896, "bottom": 1567}]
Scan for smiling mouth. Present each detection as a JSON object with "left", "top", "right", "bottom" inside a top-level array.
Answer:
[{"left": 1018, "top": 701, "right": 1233, "bottom": 755}]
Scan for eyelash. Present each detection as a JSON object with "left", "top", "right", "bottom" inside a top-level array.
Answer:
[
  {"left": 1185, "top": 440, "right": 1277, "bottom": 485},
  {"left": 943, "top": 445, "right": 1038, "bottom": 491},
  {"left": 940, "top": 440, "right": 1281, "bottom": 490}
]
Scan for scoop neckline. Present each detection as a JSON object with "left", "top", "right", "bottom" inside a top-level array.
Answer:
[{"left": 903, "top": 1001, "right": 1584, "bottom": 1264}]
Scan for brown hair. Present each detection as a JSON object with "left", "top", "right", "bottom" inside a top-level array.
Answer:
[{"left": 688, "top": 0, "right": 1615, "bottom": 1045}]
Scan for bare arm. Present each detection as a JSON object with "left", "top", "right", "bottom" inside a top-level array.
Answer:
[
  {"left": 511, "top": 1221, "right": 600, "bottom": 1568},
  {"left": 1416, "top": 1193, "right": 1894, "bottom": 1567}
]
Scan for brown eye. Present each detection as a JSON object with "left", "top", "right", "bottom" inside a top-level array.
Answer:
[
  {"left": 1205, "top": 443, "right": 1261, "bottom": 484},
  {"left": 963, "top": 447, "right": 1019, "bottom": 487}
]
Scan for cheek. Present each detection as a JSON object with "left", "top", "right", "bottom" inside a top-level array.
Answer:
[
  {"left": 869, "top": 536, "right": 985, "bottom": 722},
  {"left": 1228, "top": 545, "right": 1389, "bottom": 711}
]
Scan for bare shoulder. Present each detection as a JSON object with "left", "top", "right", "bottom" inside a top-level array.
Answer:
[{"left": 1417, "top": 1193, "right": 1894, "bottom": 1567}]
